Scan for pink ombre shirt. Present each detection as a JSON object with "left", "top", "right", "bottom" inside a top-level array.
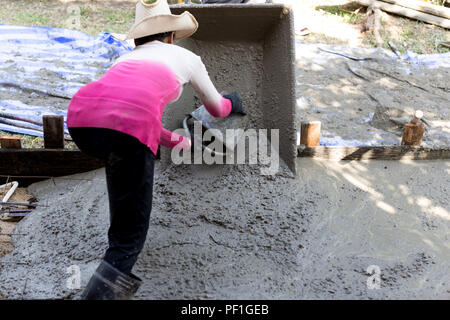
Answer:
[{"left": 67, "top": 41, "right": 231, "bottom": 155}]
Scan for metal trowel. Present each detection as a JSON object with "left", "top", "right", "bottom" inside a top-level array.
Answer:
[{"left": 183, "top": 105, "right": 247, "bottom": 156}]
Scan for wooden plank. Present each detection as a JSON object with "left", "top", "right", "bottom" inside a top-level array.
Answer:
[
  {"left": 357, "top": 0, "right": 450, "bottom": 29},
  {"left": 380, "top": 0, "right": 450, "bottom": 20},
  {"left": 43, "top": 115, "right": 64, "bottom": 149},
  {"left": 0, "top": 149, "right": 104, "bottom": 186},
  {"left": 0, "top": 136, "right": 21, "bottom": 149},
  {"left": 298, "top": 146, "right": 450, "bottom": 160}
]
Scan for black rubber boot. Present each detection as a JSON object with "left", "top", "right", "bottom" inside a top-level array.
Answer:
[{"left": 81, "top": 260, "right": 142, "bottom": 300}]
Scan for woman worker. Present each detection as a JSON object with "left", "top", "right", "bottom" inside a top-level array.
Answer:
[{"left": 67, "top": 0, "right": 244, "bottom": 300}]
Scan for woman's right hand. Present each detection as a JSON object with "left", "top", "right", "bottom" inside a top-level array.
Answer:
[{"left": 223, "top": 92, "right": 246, "bottom": 115}]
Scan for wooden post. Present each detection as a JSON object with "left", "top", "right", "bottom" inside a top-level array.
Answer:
[
  {"left": 402, "top": 110, "right": 425, "bottom": 146},
  {"left": 0, "top": 136, "right": 22, "bottom": 149},
  {"left": 300, "top": 121, "right": 321, "bottom": 147},
  {"left": 43, "top": 115, "right": 65, "bottom": 149},
  {"left": 402, "top": 123, "right": 425, "bottom": 146}
]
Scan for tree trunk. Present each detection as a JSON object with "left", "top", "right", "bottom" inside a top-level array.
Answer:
[
  {"left": 381, "top": 0, "right": 450, "bottom": 20},
  {"left": 358, "top": 0, "right": 450, "bottom": 29}
]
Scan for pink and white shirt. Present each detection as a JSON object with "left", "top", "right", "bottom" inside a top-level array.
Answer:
[{"left": 67, "top": 40, "right": 231, "bottom": 156}]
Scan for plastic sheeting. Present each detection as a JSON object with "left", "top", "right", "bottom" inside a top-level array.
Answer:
[
  {"left": 401, "top": 50, "right": 450, "bottom": 68},
  {"left": 296, "top": 41, "right": 450, "bottom": 69},
  {"left": 0, "top": 25, "right": 132, "bottom": 137}
]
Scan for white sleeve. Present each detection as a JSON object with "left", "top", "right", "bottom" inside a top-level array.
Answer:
[{"left": 188, "top": 55, "right": 231, "bottom": 118}]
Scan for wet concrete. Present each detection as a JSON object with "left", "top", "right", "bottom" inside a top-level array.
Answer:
[
  {"left": 296, "top": 158, "right": 450, "bottom": 299},
  {"left": 0, "top": 158, "right": 448, "bottom": 299}
]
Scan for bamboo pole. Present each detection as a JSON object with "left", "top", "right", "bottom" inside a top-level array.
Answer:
[
  {"left": 358, "top": 0, "right": 450, "bottom": 29},
  {"left": 0, "top": 112, "right": 42, "bottom": 126}
]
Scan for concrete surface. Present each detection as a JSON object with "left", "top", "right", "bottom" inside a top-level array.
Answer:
[
  {"left": 296, "top": 158, "right": 450, "bottom": 299},
  {"left": 0, "top": 158, "right": 448, "bottom": 299}
]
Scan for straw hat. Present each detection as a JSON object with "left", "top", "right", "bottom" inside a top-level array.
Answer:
[{"left": 126, "top": 0, "right": 198, "bottom": 40}]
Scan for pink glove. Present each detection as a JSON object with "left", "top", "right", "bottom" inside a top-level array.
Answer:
[
  {"left": 176, "top": 136, "right": 192, "bottom": 151},
  {"left": 160, "top": 128, "right": 191, "bottom": 151}
]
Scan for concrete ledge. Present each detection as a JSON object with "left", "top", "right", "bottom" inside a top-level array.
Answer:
[{"left": 171, "top": 4, "right": 290, "bottom": 41}]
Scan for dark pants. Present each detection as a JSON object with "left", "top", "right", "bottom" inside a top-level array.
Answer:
[{"left": 69, "top": 127, "right": 155, "bottom": 275}]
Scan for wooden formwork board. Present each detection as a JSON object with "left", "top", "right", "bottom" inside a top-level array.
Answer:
[
  {"left": 0, "top": 149, "right": 104, "bottom": 186},
  {"left": 298, "top": 146, "right": 450, "bottom": 161}
]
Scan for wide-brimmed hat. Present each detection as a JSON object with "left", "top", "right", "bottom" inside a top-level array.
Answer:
[{"left": 126, "top": 0, "right": 198, "bottom": 40}]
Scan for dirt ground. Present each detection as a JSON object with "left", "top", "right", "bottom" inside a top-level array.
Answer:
[
  {"left": 291, "top": 0, "right": 449, "bottom": 54},
  {"left": 0, "top": 0, "right": 136, "bottom": 36}
]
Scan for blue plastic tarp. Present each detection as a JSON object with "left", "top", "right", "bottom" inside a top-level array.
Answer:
[
  {"left": 401, "top": 50, "right": 450, "bottom": 68},
  {"left": 0, "top": 25, "right": 132, "bottom": 137}
]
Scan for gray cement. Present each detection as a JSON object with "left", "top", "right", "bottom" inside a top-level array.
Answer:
[{"left": 0, "top": 158, "right": 448, "bottom": 299}]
